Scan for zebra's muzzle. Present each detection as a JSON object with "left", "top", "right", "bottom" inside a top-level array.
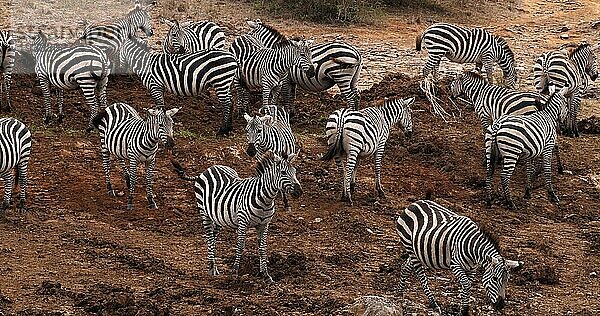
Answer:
[
  {"left": 164, "top": 136, "right": 175, "bottom": 149},
  {"left": 289, "top": 184, "right": 302, "bottom": 198},
  {"left": 493, "top": 298, "right": 505, "bottom": 310},
  {"left": 246, "top": 143, "right": 257, "bottom": 157}
]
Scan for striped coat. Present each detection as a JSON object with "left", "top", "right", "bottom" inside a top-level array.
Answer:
[
  {"left": 0, "top": 118, "right": 32, "bottom": 213},
  {"left": 0, "top": 30, "right": 16, "bottom": 111}
]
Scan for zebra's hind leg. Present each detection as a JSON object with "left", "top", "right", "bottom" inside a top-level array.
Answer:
[
  {"left": 215, "top": 85, "right": 233, "bottom": 136},
  {"left": 82, "top": 87, "right": 98, "bottom": 133},
  {"left": 414, "top": 261, "right": 441, "bottom": 313},
  {"left": 423, "top": 54, "right": 442, "bottom": 82},
  {"left": 397, "top": 257, "right": 415, "bottom": 294},
  {"left": 524, "top": 159, "right": 535, "bottom": 200},
  {"left": 2, "top": 74, "right": 11, "bottom": 112},
  {"left": 101, "top": 146, "right": 115, "bottom": 196},
  {"left": 334, "top": 156, "right": 345, "bottom": 200},
  {"left": 343, "top": 150, "right": 360, "bottom": 205},
  {"left": 39, "top": 77, "right": 53, "bottom": 125},
  {"left": 350, "top": 156, "right": 360, "bottom": 195},
  {"left": 202, "top": 215, "right": 220, "bottom": 276},
  {"left": 373, "top": 148, "right": 386, "bottom": 198},
  {"left": 145, "top": 158, "right": 157, "bottom": 209},
  {"left": 126, "top": 157, "right": 139, "bottom": 210},
  {"left": 500, "top": 157, "right": 518, "bottom": 209},
  {"left": 543, "top": 148, "right": 559, "bottom": 203},
  {"left": 257, "top": 222, "right": 273, "bottom": 283},
  {"left": 451, "top": 263, "right": 473, "bottom": 316},
  {"left": 56, "top": 89, "right": 64, "bottom": 124},
  {"left": 17, "top": 161, "right": 28, "bottom": 212},
  {"left": 232, "top": 214, "right": 249, "bottom": 277},
  {"left": 484, "top": 142, "right": 497, "bottom": 208},
  {"left": 0, "top": 172, "right": 14, "bottom": 214}
]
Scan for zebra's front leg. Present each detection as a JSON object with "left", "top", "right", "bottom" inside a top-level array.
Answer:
[
  {"left": 524, "top": 159, "right": 535, "bottom": 199},
  {"left": 202, "top": 215, "right": 219, "bottom": 276},
  {"left": 261, "top": 82, "right": 277, "bottom": 118},
  {"left": 423, "top": 54, "right": 442, "bottom": 82},
  {"left": 39, "top": 77, "right": 53, "bottom": 125},
  {"left": 572, "top": 94, "right": 581, "bottom": 137},
  {"left": 215, "top": 85, "right": 233, "bottom": 136},
  {"left": 126, "top": 157, "right": 139, "bottom": 210},
  {"left": 500, "top": 157, "right": 518, "bottom": 209},
  {"left": 17, "top": 161, "right": 28, "bottom": 213},
  {"left": 282, "top": 79, "right": 297, "bottom": 119},
  {"left": 144, "top": 158, "right": 157, "bottom": 209},
  {"left": 233, "top": 79, "right": 250, "bottom": 118},
  {"left": 0, "top": 172, "right": 14, "bottom": 213},
  {"left": 98, "top": 76, "right": 109, "bottom": 109},
  {"left": 56, "top": 89, "right": 65, "bottom": 124},
  {"left": 232, "top": 214, "right": 249, "bottom": 277},
  {"left": 451, "top": 263, "right": 473, "bottom": 316},
  {"left": 373, "top": 148, "right": 386, "bottom": 198},
  {"left": 257, "top": 222, "right": 273, "bottom": 283},
  {"left": 3, "top": 74, "right": 12, "bottom": 112},
  {"left": 543, "top": 147, "right": 559, "bottom": 203},
  {"left": 482, "top": 55, "right": 495, "bottom": 84},
  {"left": 414, "top": 262, "right": 441, "bottom": 313},
  {"left": 118, "top": 159, "right": 131, "bottom": 191}
]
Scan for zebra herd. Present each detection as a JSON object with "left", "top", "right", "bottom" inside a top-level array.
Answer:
[{"left": 0, "top": 1, "right": 596, "bottom": 314}]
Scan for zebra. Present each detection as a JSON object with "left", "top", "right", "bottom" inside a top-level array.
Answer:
[
  {"left": 119, "top": 35, "right": 238, "bottom": 135},
  {"left": 396, "top": 199, "right": 523, "bottom": 316},
  {"left": 0, "top": 30, "right": 15, "bottom": 112},
  {"left": 243, "top": 108, "right": 297, "bottom": 210},
  {"left": 171, "top": 151, "right": 302, "bottom": 282},
  {"left": 416, "top": 23, "right": 517, "bottom": 88},
  {"left": 91, "top": 102, "right": 179, "bottom": 210},
  {"left": 321, "top": 97, "right": 414, "bottom": 205},
  {"left": 79, "top": 0, "right": 154, "bottom": 73},
  {"left": 485, "top": 86, "right": 569, "bottom": 209},
  {"left": 533, "top": 43, "right": 598, "bottom": 137},
  {"left": 0, "top": 118, "right": 31, "bottom": 214},
  {"left": 232, "top": 34, "right": 315, "bottom": 116},
  {"left": 244, "top": 20, "right": 363, "bottom": 112},
  {"left": 160, "top": 17, "right": 225, "bottom": 54},
  {"left": 31, "top": 31, "right": 110, "bottom": 131}
]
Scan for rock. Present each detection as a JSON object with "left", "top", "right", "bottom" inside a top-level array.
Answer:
[
  {"left": 560, "top": 34, "right": 570, "bottom": 39},
  {"left": 560, "top": 25, "right": 570, "bottom": 32}
]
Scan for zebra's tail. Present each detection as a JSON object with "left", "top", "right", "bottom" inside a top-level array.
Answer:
[
  {"left": 321, "top": 117, "right": 345, "bottom": 161},
  {"left": 171, "top": 160, "right": 197, "bottom": 182},
  {"left": 415, "top": 33, "right": 423, "bottom": 51},
  {"left": 91, "top": 110, "right": 107, "bottom": 131}
]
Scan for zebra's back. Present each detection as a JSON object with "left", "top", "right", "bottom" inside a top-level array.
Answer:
[
  {"left": 184, "top": 21, "right": 226, "bottom": 51},
  {"left": 0, "top": 118, "right": 32, "bottom": 173},
  {"left": 97, "top": 103, "right": 144, "bottom": 159},
  {"left": 534, "top": 51, "right": 580, "bottom": 95},
  {"left": 491, "top": 112, "right": 556, "bottom": 159},
  {"left": 421, "top": 23, "right": 489, "bottom": 63}
]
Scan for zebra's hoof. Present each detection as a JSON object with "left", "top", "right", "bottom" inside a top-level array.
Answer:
[
  {"left": 148, "top": 201, "right": 158, "bottom": 209},
  {"left": 208, "top": 267, "right": 219, "bottom": 276},
  {"left": 44, "top": 116, "right": 51, "bottom": 125},
  {"left": 57, "top": 115, "right": 65, "bottom": 124},
  {"left": 262, "top": 272, "right": 274, "bottom": 283},
  {"left": 127, "top": 203, "right": 134, "bottom": 210},
  {"left": 549, "top": 192, "right": 559, "bottom": 203}
]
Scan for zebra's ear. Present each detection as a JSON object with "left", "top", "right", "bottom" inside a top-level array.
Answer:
[
  {"left": 160, "top": 17, "right": 175, "bottom": 27},
  {"left": 272, "top": 152, "right": 283, "bottom": 163},
  {"left": 558, "top": 86, "right": 569, "bottom": 96},
  {"left": 247, "top": 20, "right": 258, "bottom": 29},
  {"left": 146, "top": 108, "right": 160, "bottom": 116},
  {"left": 135, "top": 0, "right": 142, "bottom": 9},
  {"left": 405, "top": 97, "right": 415, "bottom": 107},
  {"left": 166, "top": 107, "right": 180, "bottom": 117},
  {"left": 305, "top": 39, "right": 314, "bottom": 46},
  {"left": 288, "top": 153, "right": 297, "bottom": 163},
  {"left": 243, "top": 113, "right": 253, "bottom": 122}
]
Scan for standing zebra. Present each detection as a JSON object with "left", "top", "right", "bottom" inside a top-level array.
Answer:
[
  {"left": 232, "top": 35, "right": 315, "bottom": 116},
  {"left": 160, "top": 17, "right": 225, "bottom": 54},
  {"left": 79, "top": 0, "right": 154, "bottom": 73},
  {"left": 245, "top": 20, "right": 363, "bottom": 112},
  {"left": 244, "top": 108, "right": 297, "bottom": 210},
  {"left": 0, "top": 118, "right": 31, "bottom": 213},
  {"left": 416, "top": 23, "right": 517, "bottom": 88},
  {"left": 396, "top": 200, "right": 523, "bottom": 316},
  {"left": 171, "top": 151, "right": 302, "bottom": 282},
  {"left": 92, "top": 103, "right": 179, "bottom": 210},
  {"left": 0, "top": 30, "right": 15, "bottom": 112},
  {"left": 119, "top": 36, "right": 238, "bottom": 135},
  {"left": 485, "top": 87, "right": 569, "bottom": 209},
  {"left": 322, "top": 97, "right": 414, "bottom": 205},
  {"left": 533, "top": 43, "right": 598, "bottom": 137},
  {"left": 32, "top": 31, "right": 110, "bottom": 131}
]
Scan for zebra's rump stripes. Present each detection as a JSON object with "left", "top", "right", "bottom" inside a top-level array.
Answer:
[{"left": 0, "top": 117, "right": 31, "bottom": 213}]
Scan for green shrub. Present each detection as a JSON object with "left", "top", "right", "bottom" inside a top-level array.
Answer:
[{"left": 250, "top": 0, "right": 377, "bottom": 23}]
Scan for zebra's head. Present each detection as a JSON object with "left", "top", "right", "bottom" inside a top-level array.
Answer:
[
  {"left": 482, "top": 255, "right": 511, "bottom": 310},
  {"left": 288, "top": 39, "right": 316, "bottom": 78},
  {"left": 580, "top": 44, "right": 598, "bottom": 81},
  {"left": 246, "top": 19, "right": 287, "bottom": 47},
  {"left": 547, "top": 85, "right": 570, "bottom": 125},
  {"left": 494, "top": 36, "right": 517, "bottom": 88},
  {"left": 147, "top": 107, "right": 180, "bottom": 149},
  {"left": 271, "top": 151, "right": 302, "bottom": 199},
  {"left": 385, "top": 97, "right": 414, "bottom": 137},
  {"left": 244, "top": 112, "right": 274, "bottom": 157},
  {"left": 31, "top": 31, "right": 49, "bottom": 53},
  {"left": 161, "top": 18, "right": 186, "bottom": 54},
  {"left": 129, "top": 0, "right": 155, "bottom": 37},
  {"left": 120, "top": 35, "right": 148, "bottom": 72}
]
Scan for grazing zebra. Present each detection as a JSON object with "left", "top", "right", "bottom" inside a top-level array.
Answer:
[
  {"left": 233, "top": 34, "right": 315, "bottom": 116},
  {"left": 416, "top": 23, "right": 517, "bottom": 88},
  {"left": 0, "top": 118, "right": 31, "bottom": 213},
  {"left": 79, "top": 0, "right": 154, "bottom": 73},
  {"left": 533, "top": 43, "right": 598, "bottom": 137},
  {"left": 321, "top": 97, "right": 414, "bottom": 205},
  {"left": 92, "top": 102, "right": 179, "bottom": 210},
  {"left": 245, "top": 20, "right": 363, "bottom": 112},
  {"left": 0, "top": 30, "right": 15, "bottom": 112},
  {"left": 160, "top": 17, "right": 225, "bottom": 54},
  {"left": 171, "top": 151, "right": 302, "bottom": 282},
  {"left": 485, "top": 86, "right": 569, "bottom": 209},
  {"left": 119, "top": 35, "right": 238, "bottom": 135},
  {"left": 32, "top": 31, "right": 110, "bottom": 131},
  {"left": 244, "top": 108, "right": 296, "bottom": 210},
  {"left": 396, "top": 199, "right": 523, "bottom": 316}
]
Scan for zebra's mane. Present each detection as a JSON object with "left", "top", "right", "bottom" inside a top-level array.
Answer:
[
  {"left": 478, "top": 226, "right": 500, "bottom": 252},
  {"left": 254, "top": 152, "right": 280, "bottom": 176},
  {"left": 566, "top": 42, "right": 590, "bottom": 58},
  {"left": 463, "top": 71, "right": 486, "bottom": 81},
  {"left": 127, "top": 35, "right": 150, "bottom": 51},
  {"left": 257, "top": 22, "right": 288, "bottom": 45},
  {"left": 494, "top": 36, "right": 514, "bottom": 60}
]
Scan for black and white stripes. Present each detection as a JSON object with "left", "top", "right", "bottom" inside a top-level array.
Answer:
[
  {"left": 92, "top": 102, "right": 179, "bottom": 210},
  {"left": 0, "top": 30, "right": 16, "bottom": 112},
  {"left": 160, "top": 18, "right": 225, "bottom": 54},
  {"left": 0, "top": 118, "right": 31, "bottom": 213},
  {"left": 172, "top": 151, "right": 302, "bottom": 282},
  {"left": 417, "top": 23, "right": 517, "bottom": 88},
  {"left": 396, "top": 200, "right": 522, "bottom": 315}
]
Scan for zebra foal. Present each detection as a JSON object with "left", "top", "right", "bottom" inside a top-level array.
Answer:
[
  {"left": 485, "top": 86, "right": 569, "bottom": 209},
  {"left": 396, "top": 200, "right": 523, "bottom": 316},
  {"left": 92, "top": 103, "right": 179, "bottom": 210},
  {"left": 322, "top": 97, "right": 414, "bottom": 205},
  {"left": 0, "top": 30, "right": 16, "bottom": 112},
  {"left": 0, "top": 118, "right": 31, "bottom": 213},
  {"left": 160, "top": 17, "right": 225, "bottom": 54},
  {"left": 244, "top": 108, "right": 297, "bottom": 210},
  {"left": 31, "top": 31, "right": 110, "bottom": 131},
  {"left": 119, "top": 36, "right": 238, "bottom": 135},
  {"left": 172, "top": 151, "right": 302, "bottom": 282},
  {"left": 417, "top": 23, "right": 517, "bottom": 88}
]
